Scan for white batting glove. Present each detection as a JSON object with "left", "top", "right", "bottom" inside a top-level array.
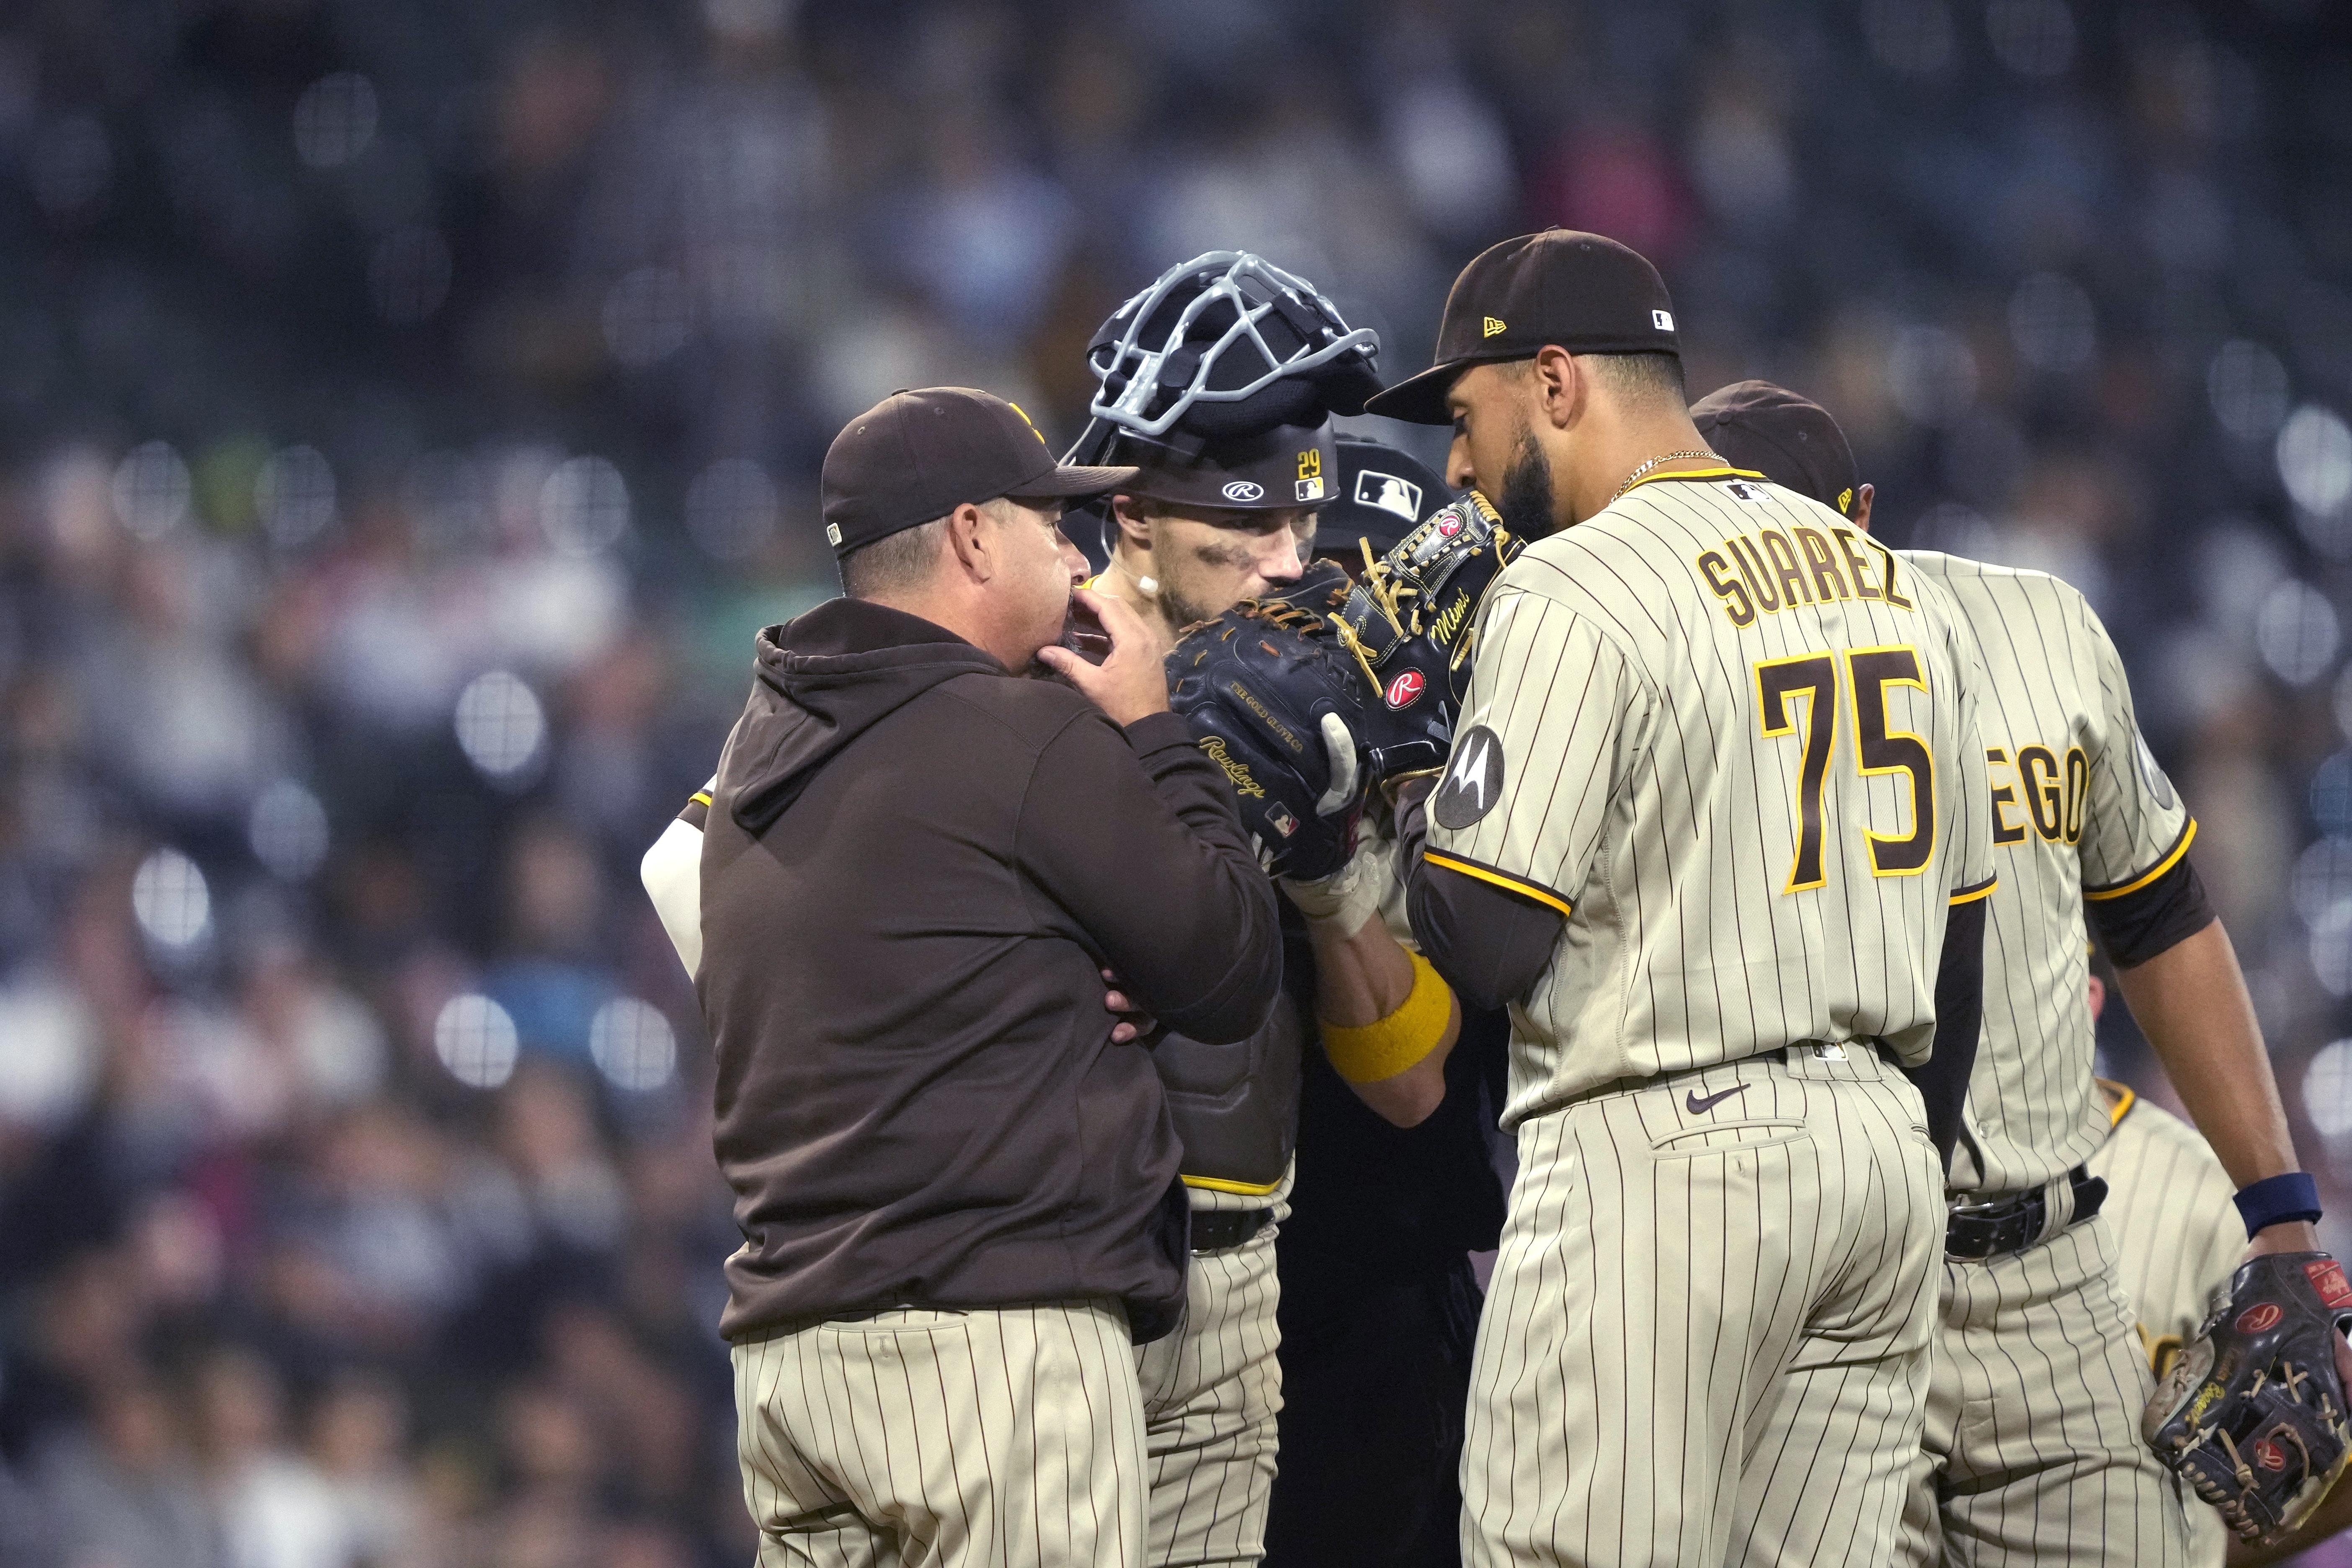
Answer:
[{"left": 1280, "top": 827, "right": 1396, "bottom": 933}]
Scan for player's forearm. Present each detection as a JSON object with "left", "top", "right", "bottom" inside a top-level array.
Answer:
[
  {"left": 2114, "top": 921, "right": 2301, "bottom": 1194},
  {"left": 1301, "top": 910, "right": 1460, "bottom": 1126}
]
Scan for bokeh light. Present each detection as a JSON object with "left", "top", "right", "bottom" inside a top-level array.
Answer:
[
  {"left": 454, "top": 671, "right": 547, "bottom": 784},
  {"left": 248, "top": 779, "right": 330, "bottom": 882},
  {"left": 132, "top": 848, "right": 212, "bottom": 952},
  {"left": 434, "top": 993, "right": 519, "bottom": 1089},
  {"left": 111, "top": 441, "right": 192, "bottom": 542},
  {"left": 2278, "top": 406, "right": 2352, "bottom": 518},
  {"left": 602, "top": 268, "right": 694, "bottom": 369},
  {"left": 2254, "top": 580, "right": 2340, "bottom": 687},
  {"left": 2007, "top": 274, "right": 2095, "bottom": 374},
  {"left": 539, "top": 456, "right": 630, "bottom": 556},
  {"left": 1887, "top": 326, "right": 1977, "bottom": 427},
  {"left": 2292, "top": 840, "right": 2352, "bottom": 926},
  {"left": 590, "top": 998, "right": 678, "bottom": 1091},
  {"left": 2303, "top": 1039, "right": 2352, "bottom": 1136},
  {"left": 2209, "top": 341, "right": 2290, "bottom": 442},
  {"left": 292, "top": 73, "right": 379, "bottom": 168},
  {"left": 256, "top": 446, "right": 337, "bottom": 548}
]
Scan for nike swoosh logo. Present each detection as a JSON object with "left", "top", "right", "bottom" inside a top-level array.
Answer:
[{"left": 1685, "top": 1085, "right": 1749, "bottom": 1114}]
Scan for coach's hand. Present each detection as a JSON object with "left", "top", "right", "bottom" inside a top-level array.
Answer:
[
  {"left": 1102, "top": 968, "right": 1162, "bottom": 1045},
  {"left": 1039, "top": 588, "right": 1169, "bottom": 726}
]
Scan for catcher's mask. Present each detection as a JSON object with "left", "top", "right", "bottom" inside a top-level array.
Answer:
[
  {"left": 1085, "top": 251, "right": 1379, "bottom": 440},
  {"left": 1068, "top": 253, "right": 1379, "bottom": 524}
]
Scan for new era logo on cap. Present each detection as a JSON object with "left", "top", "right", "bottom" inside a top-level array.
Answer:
[
  {"left": 1653, "top": 309, "right": 1674, "bottom": 331},
  {"left": 1483, "top": 317, "right": 1507, "bottom": 338}
]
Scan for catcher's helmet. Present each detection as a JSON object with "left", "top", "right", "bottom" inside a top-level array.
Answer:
[{"left": 1067, "top": 252, "right": 1380, "bottom": 515}]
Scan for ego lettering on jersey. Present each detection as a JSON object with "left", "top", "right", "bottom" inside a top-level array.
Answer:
[
  {"left": 1692, "top": 524, "right": 1914, "bottom": 630},
  {"left": 1434, "top": 725, "right": 1505, "bottom": 830}
]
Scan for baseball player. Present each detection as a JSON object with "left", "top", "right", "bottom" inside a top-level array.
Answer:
[
  {"left": 1694, "top": 378, "right": 2351, "bottom": 1567},
  {"left": 1369, "top": 230, "right": 1996, "bottom": 1568},
  {"left": 1263, "top": 434, "right": 1511, "bottom": 1568}
]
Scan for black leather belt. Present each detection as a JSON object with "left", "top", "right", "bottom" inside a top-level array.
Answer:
[
  {"left": 1191, "top": 1208, "right": 1273, "bottom": 1254},
  {"left": 1945, "top": 1166, "right": 2107, "bottom": 1260},
  {"left": 1770, "top": 1039, "right": 1902, "bottom": 1068}
]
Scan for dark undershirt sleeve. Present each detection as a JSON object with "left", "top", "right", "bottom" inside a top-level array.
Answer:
[
  {"left": 1398, "top": 776, "right": 1564, "bottom": 1013},
  {"left": 1906, "top": 895, "right": 1985, "bottom": 1173},
  {"left": 2086, "top": 854, "right": 2216, "bottom": 970}
]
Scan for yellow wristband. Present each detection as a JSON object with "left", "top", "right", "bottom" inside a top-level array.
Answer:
[{"left": 1320, "top": 954, "right": 1454, "bottom": 1085}]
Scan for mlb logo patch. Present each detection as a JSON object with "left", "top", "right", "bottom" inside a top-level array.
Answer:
[
  {"left": 1296, "top": 477, "right": 1324, "bottom": 502},
  {"left": 1353, "top": 470, "right": 1422, "bottom": 522},
  {"left": 1266, "top": 802, "right": 1299, "bottom": 838}
]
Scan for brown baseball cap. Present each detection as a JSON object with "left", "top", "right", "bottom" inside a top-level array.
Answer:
[
  {"left": 820, "top": 387, "right": 1138, "bottom": 557},
  {"left": 1690, "top": 380, "right": 1862, "bottom": 517},
  {"left": 1364, "top": 230, "right": 1681, "bottom": 426}
]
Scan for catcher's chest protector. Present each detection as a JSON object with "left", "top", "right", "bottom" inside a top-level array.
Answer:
[{"left": 1153, "top": 975, "right": 1308, "bottom": 1194}]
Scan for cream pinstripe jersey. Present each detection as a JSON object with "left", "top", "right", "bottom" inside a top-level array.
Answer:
[
  {"left": 1900, "top": 554, "right": 2197, "bottom": 1193},
  {"left": 2090, "top": 1084, "right": 2243, "bottom": 1568},
  {"left": 1427, "top": 471, "right": 1997, "bottom": 1128}
]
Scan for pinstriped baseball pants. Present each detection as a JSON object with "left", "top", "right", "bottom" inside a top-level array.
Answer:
[
  {"left": 731, "top": 1300, "right": 1149, "bottom": 1567},
  {"left": 1894, "top": 1215, "right": 2193, "bottom": 1567},
  {"left": 1135, "top": 1217, "right": 1283, "bottom": 1566},
  {"left": 1460, "top": 1047, "right": 1944, "bottom": 1568}
]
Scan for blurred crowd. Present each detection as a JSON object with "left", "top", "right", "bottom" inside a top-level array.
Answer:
[{"left": 0, "top": 0, "right": 2348, "bottom": 1563}]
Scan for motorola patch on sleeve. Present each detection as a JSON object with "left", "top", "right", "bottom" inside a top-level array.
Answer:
[{"left": 1434, "top": 725, "right": 1506, "bottom": 830}]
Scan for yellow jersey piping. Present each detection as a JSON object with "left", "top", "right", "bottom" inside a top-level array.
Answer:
[
  {"left": 1422, "top": 850, "right": 1575, "bottom": 918},
  {"left": 2082, "top": 820, "right": 2197, "bottom": 903}
]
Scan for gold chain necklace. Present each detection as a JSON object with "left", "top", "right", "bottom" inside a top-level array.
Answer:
[{"left": 1610, "top": 449, "right": 1721, "bottom": 501}]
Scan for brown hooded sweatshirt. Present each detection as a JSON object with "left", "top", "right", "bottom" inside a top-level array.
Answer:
[{"left": 700, "top": 597, "right": 1280, "bottom": 1344}]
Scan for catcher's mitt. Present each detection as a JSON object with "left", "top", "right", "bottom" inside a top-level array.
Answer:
[
  {"left": 1331, "top": 489, "right": 1522, "bottom": 783},
  {"left": 2144, "top": 1251, "right": 2352, "bottom": 1548},
  {"left": 1167, "top": 561, "right": 1435, "bottom": 879}
]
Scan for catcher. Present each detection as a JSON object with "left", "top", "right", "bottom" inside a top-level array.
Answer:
[
  {"left": 1070, "top": 250, "right": 1496, "bottom": 1568},
  {"left": 1164, "top": 480, "right": 1523, "bottom": 1568}
]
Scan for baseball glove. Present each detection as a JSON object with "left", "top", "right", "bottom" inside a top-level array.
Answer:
[
  {"left": 1331, "top": 489, "right": 1522, "bottom": 784},
  {"left": 2144, "top": 1251, "right": 2352, "bottom": 1548},
  {"left": 1167, "top": 561, "right": 1435, "bottom": 879}
]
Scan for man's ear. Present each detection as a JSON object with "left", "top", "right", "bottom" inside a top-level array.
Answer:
[
  {"left": 1532, "top": 345, "right": 1583, "bottom": 431},
  {"left": 945, "top": 501, "right": 994, "bottom": 582},
  {"left": 1852, "top": 482, "right": 1875, "bottom": 534},
  {"left": 1108, "top": 494, "right": 1152, "bottom": 549}
]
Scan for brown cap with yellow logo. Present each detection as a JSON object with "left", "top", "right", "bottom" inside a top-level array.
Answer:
[
  {"left": 819, "top": 387, "right": 1137, "bottom": 557},
  {"left": 1364, "top": 230, "right": 1681, "bottom": 426},
  {"left": 1109, "top": 420, "right": 1338, "bottom": 514}
]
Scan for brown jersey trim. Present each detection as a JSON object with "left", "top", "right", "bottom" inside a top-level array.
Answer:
[
  {"left": 2087, "top": 852, "right": 2215, "bottom": 970},
  {"left": 1422, "top": 849, "right": 1575, "bottom": 917},
  {"left": 1947, "top": 873, "right": 1999, "bottom": 906},
  {"left": 2082, "top": 818, "right": 2196, "bottom": 901}
]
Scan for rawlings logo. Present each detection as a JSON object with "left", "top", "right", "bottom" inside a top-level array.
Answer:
[
  {"left": 2306, "top": 1260, "right": 2352, "bottom": 1309},
  {"left": 1222, "top": 480, "right": 1264, "bottom": 503},
  {"left": 1385, "top": 670, "right": 1426, "bottom": 709},
  {"left": 1436, "top": 514, "right": 1462, "bottom": 538},
  {"left": 1197, "top": 736, "right": 1264, "bottom": 798},
  {"left": 2238, "top": 1303, "right": 2285, "bottom": 1334},
  {"left": 2254, "top": 1438, "right": 2288, "bottom": 1472}
]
